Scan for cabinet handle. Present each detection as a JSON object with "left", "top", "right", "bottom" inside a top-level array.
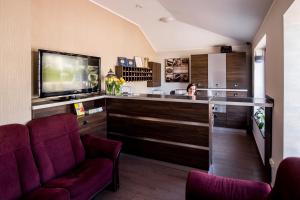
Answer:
[
  {"left": 234, "top": 93, "right": 238, "bottom": 97},
  {"left": 233, "top": 83, "right": 238, "bottom": 88}
]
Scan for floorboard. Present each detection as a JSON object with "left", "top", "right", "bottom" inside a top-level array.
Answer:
[
  {"left": 95, "top": 128, "right": 265, "bottom": 199},
  {"left": 212, "top": 128, "right": 266, "bottom": 181}
]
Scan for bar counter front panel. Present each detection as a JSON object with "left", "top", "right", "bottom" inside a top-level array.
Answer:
[
  {"left": 106, "top": 98, "right": 210, "bottom": 170},
  {"left": 32, "top": 94, "right": 273, "bottom": 172}
]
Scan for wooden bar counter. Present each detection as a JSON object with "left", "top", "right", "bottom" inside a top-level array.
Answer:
[
  {"left": 32, "top": 94, "right": 273, "bottom": 172},
  {"left": 106, "top": 95, "right": 211, "bottom": 170}
]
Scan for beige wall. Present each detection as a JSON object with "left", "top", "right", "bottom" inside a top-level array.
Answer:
[
  {"left": 252, "top": 0, "right": 295, "bottom": 181},
  {"left": 0, "top": 0, "right": 31, "bottom": 125},
  {"left": 283, "top": 0, "right": 300, "bottom": 157},
  {"left": 31, "top": 0, "right": 157, "bottom": 95}
]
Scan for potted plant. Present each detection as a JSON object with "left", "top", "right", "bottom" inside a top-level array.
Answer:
[
  {"left": 104, "top": 69, "right": 126, "bottom": 95},
  {"left": 254, "top": 107, "right": 265, "bottom": 130}
]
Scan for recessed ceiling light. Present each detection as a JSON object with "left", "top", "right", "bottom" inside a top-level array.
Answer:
[{"left": 159, "top": 17, "right": 175, "bottom": 23}]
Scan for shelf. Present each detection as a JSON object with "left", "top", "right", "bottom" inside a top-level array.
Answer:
[{"left": 116, "top": 66, "right": 153, "bottom": 82}]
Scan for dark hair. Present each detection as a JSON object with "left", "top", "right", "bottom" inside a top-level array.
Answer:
[{"left": 187, "top": 83, "right": 196, "bottom": 92}]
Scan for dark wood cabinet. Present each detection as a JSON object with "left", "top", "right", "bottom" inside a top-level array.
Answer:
[
  {"left": 77, "top": 112, "right": 107, "bottom": 138},
  {"left": 191, "top": 54, "right": 208, "bottom": 87},
  {"left": 32, "top": 98, "right": 107, "bottom": 138},
  {"left": 225, "top": 53, "right": 251, "bottom": 129},
  {"left": 226, "top": 91, "right": 248, "bottom": 98},
  {"left": 191, "top": 52, "right": 250, "bottom": 91},
  {"left": 191, "top": 52, "right": 251, "bottom": 129},
  {"left": 214, "top": 112, "right": 227, "bottom": 127},
  {"left": 226, "top": 52, "right": 251, "bottom": 92},
  {"left": 116, "top": 66, "right": 152, "bottom": 82},
  {"left": 226, "top": 106, "right": 250, "bottom": 129},
  {"left": 106, "top": 98, "right": 210, "bottom": 170},
  {"left": 147, "top": 62, "right": 161, "bottom": 87}
]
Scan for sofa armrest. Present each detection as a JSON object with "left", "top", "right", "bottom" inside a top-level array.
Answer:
[
  {"left": 81, "top": 135, "right": 122, "bottom": 161},
  {"left": 186, "top": 170, "right": 271, "bottom": 200}
]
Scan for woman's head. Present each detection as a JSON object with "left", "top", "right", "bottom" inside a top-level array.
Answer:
[{"left": 187, "top": 83, "right": 196, "bottom": 96}]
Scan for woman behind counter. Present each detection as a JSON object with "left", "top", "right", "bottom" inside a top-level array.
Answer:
[{"left": 186, "top": 83, "right": 196, "bottom": 96}]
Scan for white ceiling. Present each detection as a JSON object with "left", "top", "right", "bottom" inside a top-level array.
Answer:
[
  {"left": 159, "top": 0, "right": 274, "bottom": 42},
  {"left": 91, "top": 0, "right": 273, "bottom": 52}
]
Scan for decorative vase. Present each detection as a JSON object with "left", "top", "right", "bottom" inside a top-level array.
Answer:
[
  {"left": 106, "top": 83, "right": 115, "bottom": 95},
  {"left": 115, "top": 85, "right": 122, "bottom": 96}
]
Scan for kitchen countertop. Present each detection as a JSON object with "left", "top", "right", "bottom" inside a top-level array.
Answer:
[
  {"left": 32, "top": 94, "right": 273, "bottom": 110},
  {"left": 196, "top": 88, "right": 248, "bottom": 92}
]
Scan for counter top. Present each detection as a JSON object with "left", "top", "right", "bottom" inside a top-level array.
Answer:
[
  {"left": 32, "top": 94, "right": 273, "bottom": 110},
  {"left": 108, "top": 94, "right": 210, "bottom": 103},
  {"left": 210, "top": 97, "right": 273, "bottom": 107},
  {"left": 196, "top": 88, "right": 248, "bottom": 92}
]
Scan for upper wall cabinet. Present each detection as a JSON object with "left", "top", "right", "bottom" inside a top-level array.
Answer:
[
  {"left": 191, "top": 52, "right": 250, "bottom": 91},
  {"left": 147, "top": 62, "right": 161, "bottom": 87},
  {"left": 191, "top": 54, "right": 208, "bottom": 88},
  {"left": 208, "top": 54, "right": 226, "bottom": 89},
  {"left": 226, "top": 52, "right": 250, "bottom": 90}
]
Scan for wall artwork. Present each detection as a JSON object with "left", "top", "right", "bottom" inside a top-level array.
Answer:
[
  {"left": 117, "top": 57, "right": 128, "bottom": 67},
  {"left": 165, "top": 58, "right": 189, "bottom": 82}
]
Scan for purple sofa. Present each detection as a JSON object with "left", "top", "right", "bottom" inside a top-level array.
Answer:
[
  {"left": 27, "top": 114, "right": 122, "bottom": 200},
  {"left": 0, "top": 124, "right": 69, "bottom": 200},
  {"left": 186, "top": 157, "right": 300, "bottom": 200},
  {"left": 0, "top": 114, "right": 122, "bottom": 200}
]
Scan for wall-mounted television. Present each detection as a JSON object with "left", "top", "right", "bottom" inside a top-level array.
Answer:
[{"left": 38, "top": 49, "right": 100, "bottom": 98}]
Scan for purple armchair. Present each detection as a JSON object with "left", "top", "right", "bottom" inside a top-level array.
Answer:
[
  {"left": 0, "top": 124, "right": 69, "bottom": 200},
  {"left": 27, "top": 114, "right": 122, "bottom": 200},
  {"left": 186, "top": 158, "right": 300, "bottom": 200}
]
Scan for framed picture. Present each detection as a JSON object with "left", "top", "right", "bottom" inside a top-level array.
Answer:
[
  {"left": 165, "top": 58, "right": 189, "bottom": 82},
  {"left": 117, "top": 57, "right": 128, "bottom": 67},
  {"left": 144, "top": 57, "right": 149, "bottom": 68},
  {"left": 127, "top": 59, "right": 136, "bottom": 67},
  {"left": 134, "top": 56, "right": 143, "bottom": 68}
]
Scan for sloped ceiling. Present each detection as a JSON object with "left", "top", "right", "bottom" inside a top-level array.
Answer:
[
  {"left": 90, "top": 0, "right": 273, "bottom": 52},
  {"left": 159, "top": 0, "right": 274, "bottom": 42}
]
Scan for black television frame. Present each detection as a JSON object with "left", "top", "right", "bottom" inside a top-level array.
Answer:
[{"left": 38, "top": 49, "right": 101, "bottom": 98}]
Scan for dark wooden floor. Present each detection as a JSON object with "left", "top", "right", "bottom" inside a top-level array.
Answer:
[
  {"left": 95, "top": 154, "right": 188, "bottom": 200},
  {"left": 95, "top": 128, "right": 265, "bottom": 200},
  {"left": 212, "top": 128, "right": 265, "bottom": 181}
]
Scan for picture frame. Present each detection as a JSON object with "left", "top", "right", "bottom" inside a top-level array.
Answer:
[
  {"left": 117, "top": 57, "right": 128, "bottom": 67},
  {"left": 144, "top": 57, "right": 149, "bottom": 68},
  {"left": 127, "top": 59, "right": 136, "bottom": 67},
  {"left": 165, "top": 58, "right": 189, "bottom": 82},
  {"left": 134, "top": 56, "right": 143, "bottom": 68}
]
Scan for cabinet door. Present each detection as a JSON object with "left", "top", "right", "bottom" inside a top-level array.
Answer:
[
  {"left": 191, "top": 54, "right": 208, "bottom": 88},
  {"left": 147, "top": 62, "right": 161, "bottom": 87},
  {"left": 155, "top": 63, "right": 161, "bottom": 86},
  {"left": 226, "top": 105, "right": 250, "bottom": 129},
  {"left": 226, "top": 91, "right": 248, "bottom": 98},
  {"left": 226, "top": 52, "right": 250, "bottom": 89},
  {"left": 208, "top": 54, "right": 226, "bottom": 88}
]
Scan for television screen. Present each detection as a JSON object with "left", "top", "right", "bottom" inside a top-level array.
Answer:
[{"left": 39, "top": 50, "right": 100, "bottom": 97}]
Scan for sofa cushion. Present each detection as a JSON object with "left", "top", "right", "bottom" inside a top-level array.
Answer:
[
  {"left": 0, "top": 124, "right": 40, "bottom": 200},
  {"left": 27, "top": 114, "right": 85, "bottom": 183},
  {"left": 44, "top": 158, "right": 113, "bottom": 200},
  {"left": 23, "top": 187, "right": 70, "bottom": 200}
]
